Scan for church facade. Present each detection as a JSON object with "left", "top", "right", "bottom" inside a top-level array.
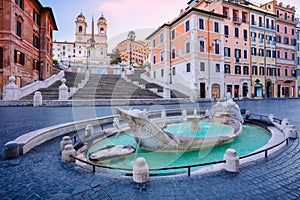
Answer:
[{"left": 52, "top": 13, "right": 109, "bottom": 66}]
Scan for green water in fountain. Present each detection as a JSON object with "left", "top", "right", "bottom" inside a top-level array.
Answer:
[{"left": 87, "top": 122, "right": 271, "bottom": 174}]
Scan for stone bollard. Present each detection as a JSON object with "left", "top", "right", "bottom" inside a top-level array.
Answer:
[
  {"left": 193, "top": 109, "right": 197, "bottom": 117},
  {"left": 85, "top": 124, "right": 94, "bottom": 138},
  {"left": 3, "top": 76, "right": 21, "bottom": 100},
  {"left": 163, "top": 87, "right": 170, "bottom": 99},
  {"left": 60, "top": 136, "right": 72, "bottom": 151},
  {"left": 33, "top": 91, "right": 43, "bottom": 107},
  {"left": 59, "top": 78, "right": 68, "bottom": 100},
  {"left": 161, "top": 110, "right": 166, "bottom": 119},
  {"left": 182, "top": 109, "right": 187, "bottom": 120},
  {"left": 61, "top": 144, "right": 76, "bottom": 162},
  {"left": 224, "top": 149, "right": 239, "bottom": 172},
  {"left": 2, "top": 143, "right": 19, "bottom": 159},
  {"left": 133, "top": 157, "right": 149, "bottom": 183}
]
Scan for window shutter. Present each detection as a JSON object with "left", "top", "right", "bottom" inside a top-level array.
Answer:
[{"left": 20, "top": 53, "right": 25, "bottom": 65}]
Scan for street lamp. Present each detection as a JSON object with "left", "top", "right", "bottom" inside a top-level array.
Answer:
[{"left": 68, "top": 55, "right": 71, "bottom": 68}]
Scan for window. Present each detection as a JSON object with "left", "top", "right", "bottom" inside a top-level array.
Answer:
[
  {"left": 251, "top": 14, "right": 255, "bottom": 25},
  {"left": 33, "top": 10, "right": 40, "bottom": 25},
  {"left": 235, "top": 65, "right": 241, "bottom": 74},
  {"left": 214, "top": 42, "right": 220, "bottom": 54},
  {"left": 216, "top": 63, "right": 220, "bottom": 72},
  {"left": 214, "top": 22, "right": 219, "bottom": 33},
  {"left": 32, "top": 59, "right": 38, "bottom": 70},
  {"left": 244, "top": 49, "right": 248, "bottom": 59},
  {"left": 285, "top": 51, "right": 288, "bottom": 59},
  {"left": 277, "top": 67, "right": 281, "bottom": 76},
  {"left": 277, "top": 50, "right": 280, "bottom": 58},
  {"left": 235, "top": 28, "right": 239, "bottom": 37},
  {"left": 224, "top": 47, "right": 231, "bottom": 57},
  {"left": 160, "top": 33, "right": 164, "bottom": 43},
  {"left": 172, "top": 48, "right": 176, "bottom": 59},
  {"left": 185, "top": 20, "right": 190, "bottom": 32},
  {"left": 252, "top": 66, "right": 258, "bottom": 75},
  {"left": 292, "top": 15, "right": 295, "bottom": 21},
  {"left": 277, "top": 35, "right": 281, "bottom": 43},
  {"left": 284, "top": 37, "right": 289, "bottom": 45},
  {"left": 79, "top": 26, "right": 83, "bottom": 33},
  {"left": 161, "top": 69, "right": 164, "bottom": 77},
  {"left": 160, "top": 50, "right": 164, "bottom": 62},
  {"left": 153, "top": 71, "right": 156, "bottom": 79},
  {"left": 152, "top": 39, "right": 156, "bottom": 48},
  {"left": 284, "top": 26, "right": 288, "bottom": 34},
  {"left": 242, "top": 12, "right": 247, "bottom": 23},
  {"left": 199, "top": 18, "right": 204, "bottom": 30},
  {"left": 258, "top": 16, "right": 262, "bottom": 27},
  {"left": 0, "top": 47, "right": 3, "bottom": 69},
  {"left": 276, "top": 10, "right": 280, "bottom": 17},
  {"left": 277, "top": 24, "right": 280, "bottom": 32},
  {"left": 285, "top": 68, "right": 288, "bottom": 76},
  {"left": 33, "top": 35, "right": 40, "bottom": 49},
  {"left": 266, "top": 18, "right": 270, "bottom": 28},
  {"left": 292, "top": 29, "right": 295, "bottom": 36},
  {"left": 292, "top": 53, "right": 295, "bottom": 60},
  {"left": 251, "top": 47, "right": 257, "bottom": 56},
  {"left": 186, "top": 63, "right": 191, "bottom": 72},
  {"left": 153, "top": 54, "right": 156, "bottom": 64},
  {"left": 224, "top": 64, "right": 230, "bottom": 74},
  {"left": 266, "top": 49, "right": 271, "bottom": 57},
  {"left": 14, "top": 49, "right": 25, "bottom": 65},
  {"left": 200, "top": 62, "right": 205, "bottom": 71},
  {"left": 235, "top": 49, "right": 241, "bottom": 62},
  {"left": 171, "top": 30, "right": 175, "bottom": 40},
  {"left": 259, "top": 48, "right": 264, "bottom": 57},
  {"left": 243, "top": 29, "right": 247, "bottom": 39},
  {"left": 243, "top": 66, "right": 249, "bottom": 75},
  {"left": 271, "top": 20, "right": 274, "bottom": 29},
  {"left": 224, "top": 25, "right": 229, "bottom": 36},
  {"left": 200, "top": 40, "right": 205, "bottom": 52},
  {"left": 15, "top": 0, "right": 24, "bottom": 10},
  {"left": 16, "top": 20, "right": 22, "bottom": 37},
  {"left": 223, "top": 7, "right": 228, "bottom": 18},
  {"left": 260, "top": 66, "right": 264, "bottom": 75},
  {"left": 292, "top": 39, "right": 297, "bottom": 46},
  {"left": 233, "top": 10, "right": 238, "bottom": 22},
  {"left": 172, "top": 67, "right": 176, "bottom": 76},
  {"left": 284, "top": 12, "right": 287, "bottom": 20},
  {"left": 186, "top": 41, "right": 190, "bottom": 54},
  {"left": 272, "top": 50, "right": 276, "bottom": 58}
]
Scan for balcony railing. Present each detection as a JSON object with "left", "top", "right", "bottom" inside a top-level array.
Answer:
[{"left": 233, "top": 17, "right": 242, "bottom": 24}]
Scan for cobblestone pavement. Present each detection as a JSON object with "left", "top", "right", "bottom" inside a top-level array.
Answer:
[{"left": 1, "top": 100, "right": 300, "bottom": 199}]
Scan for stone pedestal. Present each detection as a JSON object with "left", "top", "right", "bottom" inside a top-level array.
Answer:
[
  {"left": 60, "top": 136, "right": 72, "bottom": 151},
  {"left": 163, "top": 87, "right": 170, "bottom": 99},
  {"left": 85, "top": 124, "right": 94, "bottom": 138},
  {"left": 33, "top": 91, "right": 42, "bottom": 107},
  {"left": 133, "top": 157, "right": 149, "bottom": 183},
  {"left": 2, "top": 143, "right": 19, "bottom": 159},
  {"left": 61, "top": 144, "right": 76, "bottom": 162},
  {"left": 224, "top": 149, "right": 239, "bottom": 172},
  {"left": 190, "top": 119, "right": 200, "bottom": 131},
  {"left": 59, "top": 78, "right": 68, "bottom": 100},
  {"left": 3, "top": 76, "right": 20, "bottom": 100}
]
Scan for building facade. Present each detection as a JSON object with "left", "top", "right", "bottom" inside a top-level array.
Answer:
[
  {"left": 197, "top": 0, "right": 251, "bottom": 99},
  {"left": 0, "top": 0, "right": 57, "bottom": 98},
  {"left": 147, "top": 0, "right": 298, "bottom": 99},
  {"left": 147, "top": 7, "right": 225, "bottom": 99},
  {"left": 52, "top": 13, "right": 109, "bottom": 66},
  {"left": 116, "top": 39, "right": 150, "bottom": 66},
  {"left": 296, "top": 22, "right": 300, "bottom": 97}
]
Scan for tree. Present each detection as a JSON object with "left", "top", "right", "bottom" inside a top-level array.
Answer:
[{"left": 110, "top": 48, "right": 122, "bottom": 65}]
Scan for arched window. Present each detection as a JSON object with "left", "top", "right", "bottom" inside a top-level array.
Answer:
[
  {"left": 79, "top": 26, "right": 83, "bottom": 33},
  {"left": 100, "top": 27, "right": 105, "bottom": 34}
]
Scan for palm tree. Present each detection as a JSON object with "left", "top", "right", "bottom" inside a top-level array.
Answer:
[{"left": 127, "top": 31, "right": 136, "bottom": 66}]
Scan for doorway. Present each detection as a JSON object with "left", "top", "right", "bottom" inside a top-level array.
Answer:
[{"left": 200, "top": 83, "right": 206, "bottom": 98}]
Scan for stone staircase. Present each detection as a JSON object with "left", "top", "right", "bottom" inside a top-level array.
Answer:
[
  {"left": 21, "top": 72, "right": 85, "bottom": 100},
  {"left": 127, "top": 69, "right": 188, "bottom": 98},
  {"left": 71, "top": 74, "right": 161, "bottom": 100}
]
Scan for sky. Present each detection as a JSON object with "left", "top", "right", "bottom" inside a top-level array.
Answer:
[{"left": 40, "top": 0, "right": 300, "bottom": 50}]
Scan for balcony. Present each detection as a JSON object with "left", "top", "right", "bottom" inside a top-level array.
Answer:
[
  {"left": 277, "top": 76, "right": 296, "bottom": 83},
  {"left": 233, "top": 17, "right": 242, "bottom": 25}
]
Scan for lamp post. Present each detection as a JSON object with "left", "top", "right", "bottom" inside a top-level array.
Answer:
[{"left": 68, "top": 55, "right": 71, "bottom": 68}]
